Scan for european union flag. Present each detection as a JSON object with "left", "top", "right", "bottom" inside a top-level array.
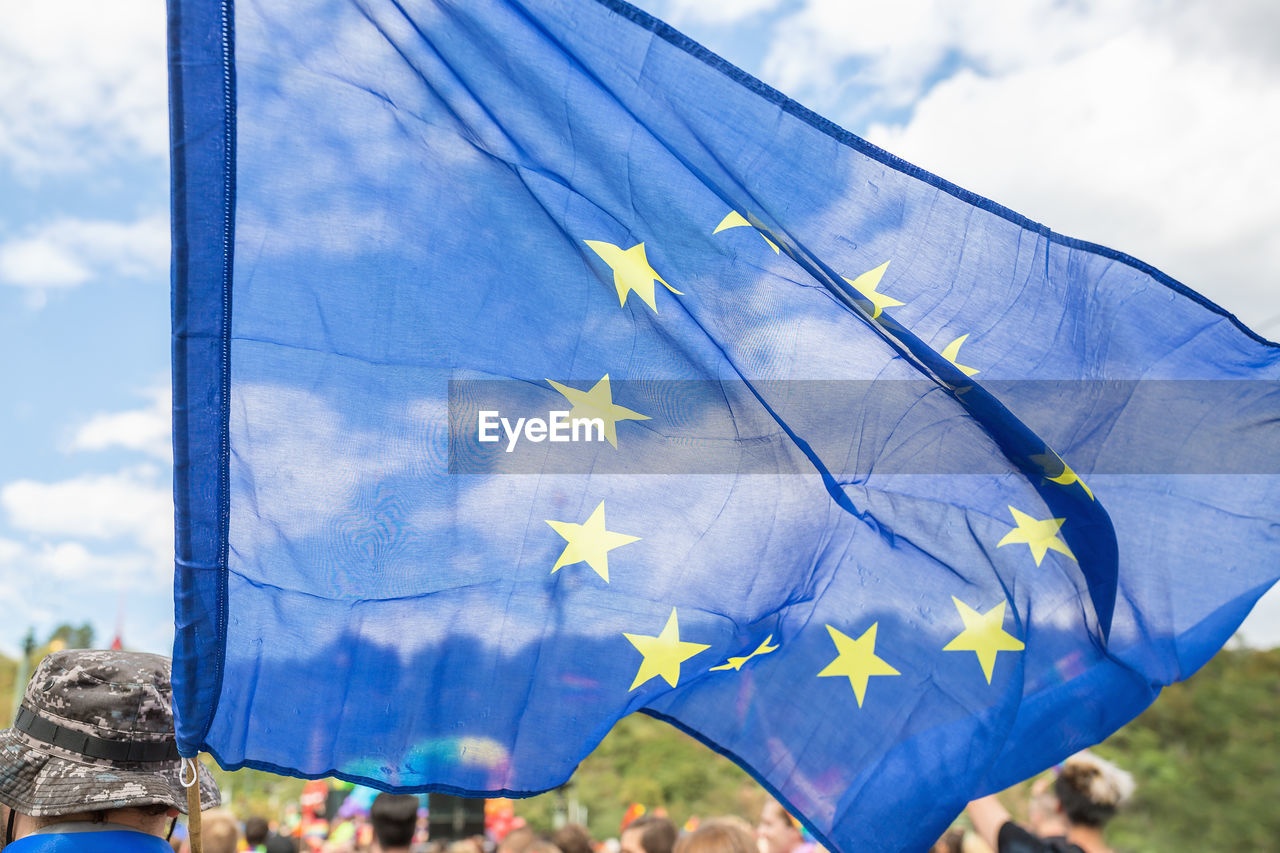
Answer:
[{"left": 168, "top": 1, "right": 1280, "bottom": 850}]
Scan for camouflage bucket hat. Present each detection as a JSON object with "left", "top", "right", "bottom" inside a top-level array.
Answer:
[{"left": 0, "top": 649, "right": 220, "bottom": 817}]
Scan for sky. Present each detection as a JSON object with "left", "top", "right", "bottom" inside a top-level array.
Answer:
[{"left": 1, "top": 0, "right": 1277, "bottom": 659}]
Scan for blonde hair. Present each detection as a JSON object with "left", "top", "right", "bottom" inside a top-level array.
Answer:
[
  {"left": 1055, "top": 752, "right": 1135, "bottom": 827},
  {"left": 200, "top": 809, "right": 241, "bottom": 853},
  {"left": 674, "top": 819, "right": 757, "bottom": 853}
]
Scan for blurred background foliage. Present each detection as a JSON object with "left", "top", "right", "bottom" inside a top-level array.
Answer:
[{"left": 3, "top": 629, "right": 1276, "bottom": 850}]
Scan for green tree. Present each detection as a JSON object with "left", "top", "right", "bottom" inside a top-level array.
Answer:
[
  {"left": 0, "top": 651, "right": 15, "bottom": 728},
  {"left": 988, "top": 645, "right": 1280, "bottom": 853},
  {"left": 516, "top": 712, "right": 763, "bottom": 839},
  {"left": 1103, "top": 646, "right": 1280, "bottom": 852},
  {"left": 46, "top": 622, "right": 95, "bottom": 650},
  {"left": 205, "top": 764, "right": 307, "bottom": 819}
]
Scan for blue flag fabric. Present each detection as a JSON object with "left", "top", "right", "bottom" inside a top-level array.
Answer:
[{"left": 169, "top": 1, "right": 1280, "bottom": 850}]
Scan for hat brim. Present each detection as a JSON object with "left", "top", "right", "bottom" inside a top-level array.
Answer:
[{"left": 0, "top": 728, "right": 221, "bottom": 818}]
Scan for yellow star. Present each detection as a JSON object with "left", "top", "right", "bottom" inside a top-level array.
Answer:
[
  {"left": 545, "top": 501, "right": 640, "bottom": 582},
  {"left": 1030, "top": 449, "right": 1095, "bottom": 501},
  {"left": 712, "top": 210, "right": 780, "bottom": 254},
  {"left": 817, "top": 623, "right": 899, "bottom": 707},
  {"left": 709, "top": 634, "right": 779, "bottom": 671},
  {"left": 841, "top": 261, "right": 904, "bottom": 319},
  {"left": 583, "top": 240, "right": 683, "bottom": 312},
  {"left": 624, "top": 608, "right": 710, "bottom": 691},
  {"left": 943, "top": 597, "right": 1025, "bottom": 684},
  {"left": 939, "top": 334, "right": 980, "bottom": 377},
  {"left": 546, "top": 374, "right": 649, "bottom": 449},
  {"left": 996, "top": 505, "right": 1077, "bottom": 566}
]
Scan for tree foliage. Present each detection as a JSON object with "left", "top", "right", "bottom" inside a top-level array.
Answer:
[
  {"left": 0, "top": 653, "right": 14, "bottom": 729},
  {"left": 205, "top": 764, "right": 307, "bottom": 818},
  {"left": 1103, "top": 645, "right": 1280, "bottom": 852},
  {"left": 516, "top": 712, "right": 764, "bottom": 838}
]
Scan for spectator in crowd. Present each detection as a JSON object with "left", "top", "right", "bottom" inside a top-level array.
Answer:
[
  {"left": 0, "top": 650, "right": 220, "bottom": 852},
  {"left": 621, "top": 815, "right": 677, "bottom": 853},
  {"left": 522, "top": 840, "right": 563, "bottom": 853},
  {"left": 552, "top": 823, "right": 593, "bottom": 853},
  {"left": 675, "top": 818, "right": 756, "bottom": 853},
  {"left": 202, "top": 809, "right": 241, "bottom": 853},
  {"left": 1026, "top": 776, "right": 1067, "bottom": 840},
  {"left": 371, "top": 794, "right": 420, "bottom": 853},
  {"left": 700, "top": 818, "right": 753, "bottom": 838},
  {"left": 966, "top": 752, "right": 1134, "bottom": 853},
  {"left": 245, "top": 816, "right": 272, "bottom": 852},
  {"left": 264, "top": 819, "right": 299, "bottom": 853},
  {"left": 498, "top": 827, "right": 536, "bottom": 853},
  {"left": 755, "top": 801, "right": 809, "bottom": 853}
]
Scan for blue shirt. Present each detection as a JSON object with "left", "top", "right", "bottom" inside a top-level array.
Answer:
[{"left": 8, "top": 824, "right": 172, "bottom": 853}]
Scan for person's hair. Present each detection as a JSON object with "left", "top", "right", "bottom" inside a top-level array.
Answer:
[
  {"left": 702, "top": 817, "right": 752, "bottom": 837},
  {"left": 625, "top": 815, "right": 677, "bottom": 853},
  {"left": 201, "top": 809, "right": 241, "bottom": 853},
  {"left": 499, "top": 824, "right": 535, "bottom": 850},
  {"left": 523, "top": 841, "right": 563, "bottom": 853},
  {"left": 371, "top": 793, "right": 419, "bottom": 849},
  {"left": 245, "top": 816, "right": 270, "bottom": 847},
  {"left": 1054, "top": 752, "right": 1135, "bottom": 828},
  {"left": 674, "top": 820, "right": 755, "bottom": 853},
  {"left": 28, "top": 803, "right": 172, "bottom": 832},
  {"left": 553, "top": 823, "right": 593, "bottom": 853},
  {"left": 499, "top": 827, "right": 537, "bottom": 853}
]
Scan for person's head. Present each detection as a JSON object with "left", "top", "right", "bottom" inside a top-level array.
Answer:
[
  {"left": 674, "top": 819, "right": 756, "bottom": 853},
  {"left": 0, "top": 649, "right": 221, "bottom": 844},
  {"left": 499, "top": 826, "right": 537, "bottom": 853},
  {"left": 523, "top": 841, "right": 563, "bottom": 853},
  {"left": 202, "top": 808, "right": 241, "bottom": 853},
  {"left": 553, "top": 823, "right": 593, "bottom": 853},
  {"left": 620, "top": 815, "right": 676, "bottom": 853},
  {"left": 1026, "top": 774, "right": 1067, "bottom": 837},
  {"left": 755, "top": 801, "right": 802, "bottom": 853},
  {"left": 370, "top": 793, "right": 419, "bottom": 851},
  {"left": 1053, "top": 752, "right": 1134, "bottom": 829},
  {"left": 245, "top": 815, "right": 271, "bottom": 847}
]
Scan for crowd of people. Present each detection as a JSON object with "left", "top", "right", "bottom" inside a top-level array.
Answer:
[{"left": 0, "top": 650, "right": 1134, "bottom": 853}]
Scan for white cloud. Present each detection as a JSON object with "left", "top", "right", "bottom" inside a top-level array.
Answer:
[
  {"left": 0, "top": 0, "right": 168, "bottom": 174},
  {"left": 864, "top": 30, "right": 1280, "bottom": 329},
  {"left": 0, "top": 465, "right": 174, "bottom": 657},
  {"left": 69, "top": 386, "right": 172, "bottom": 460},
  {"left": 750, "top": 0, "right": 1139, "bottom": 125},
  {"left": 0, "top": 214, "right": 169, "bottom": 295},
  {"left": 17, "top": 540, "right": 144, "bottom": 582},
  {"left": 1, "top": 465, "right": 172, "bottom": 574},
  {"left": 0, "top": 537, "right": 23, "bottom": 564},
  {"left": 656, "top": 0, "right": 784, "bottom": 25},
  {"left": 0, "top": 533, "right": 171, "bottom": 657},
  {"left": 1237, "top": 586, "right": 1280, "bottom": 649},
  {"left": 658, "top": 0, "right": 1280, "bottom": 334},
  {"left": 1, "top": 384, "right": 177, "bottom": 654}
]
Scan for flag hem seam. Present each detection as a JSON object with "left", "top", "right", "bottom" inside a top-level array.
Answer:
[{"left": 196, "top": 0, "right": 237, "bottom": 753}]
